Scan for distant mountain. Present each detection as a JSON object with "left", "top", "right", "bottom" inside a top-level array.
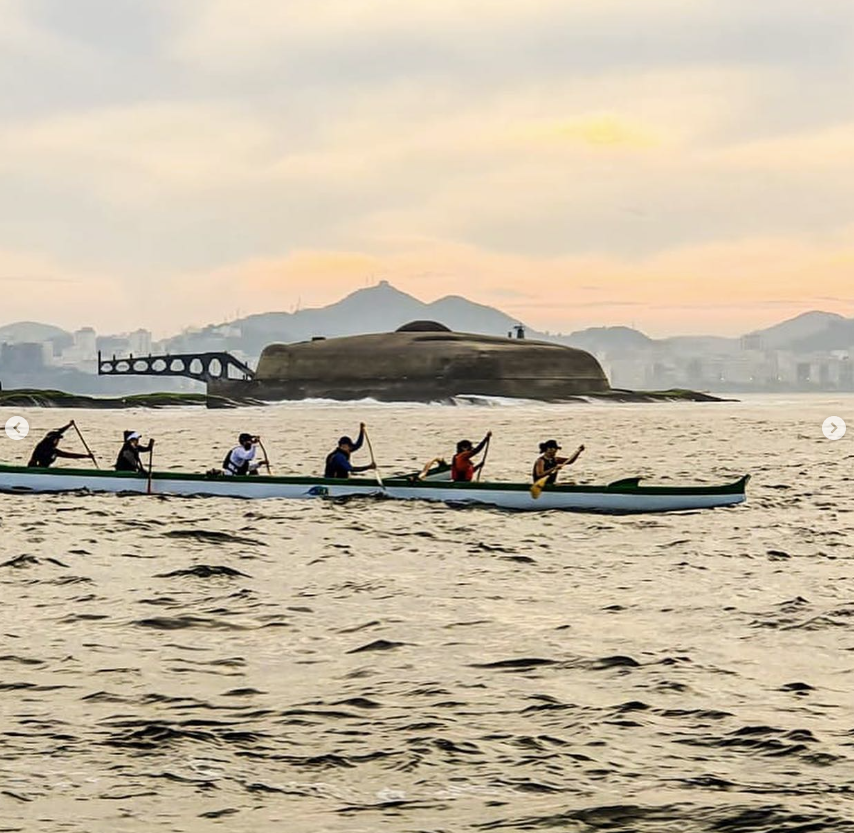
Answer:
[
  {"left": 4, "top": 288, "right": 854, "bottom": 366},
  {"left": 747, "top": 311, "right": 847, "bottom": 350},
  {"left": 168, "top": 281, "right": 523, "bottom": 355},
  {"left": 0, "top": 320, "right": 71, "bottom": 345},
  {"left": 789, "top": 318, "right": 854, "bottom": 352},
  {"left": 561, "top": 326, "right": 654, "bottom": 354},
  {"left": 427, "top": 294, "right": 521, "bottom": 335},
  {"left": 566, "top": 311, "right": 854, "bottom": 357}
]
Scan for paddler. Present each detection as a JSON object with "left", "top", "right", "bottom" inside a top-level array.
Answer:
[
  {"left": 223, "top": 433, "right": 267, "bottom": 476},
  {"left": 532, "top": 439, "right": 584, "bottom": 485},
  {"left": 27, "top": 421, "right": 92, "bottom": 468},
  {"left": 114, "top": 430, "right": 155, "bottom": 473},
  {"left": 324, "top": 423, "right": 377, "bottom": 478},
  {"left": 451, "top": 432, "right": 491, "bottom": 482}
]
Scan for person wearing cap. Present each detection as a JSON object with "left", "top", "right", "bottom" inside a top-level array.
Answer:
[
  {"left": 222, "top": 433, "right": 266, "bottom": 476},
  {"left": 114, "top": 430, "right": 155, "bottom": 473},
  {"left": 532, "top": 439, "right": 584, "bottom": 485},
  {"left": 324, "top": 423, "right": 376, "bottom": 478},
  {"left": 451, "top": 432, "right": 492, "bottom": 482},
  {"left": 27, "top": 421, "right": 92, "bottom": 468}
]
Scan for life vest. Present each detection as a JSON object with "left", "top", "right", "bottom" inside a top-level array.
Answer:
[
  {"left": 532, "top": 455, "right": 560, "bottom": 484},
  {"left": 115, "top": 442, "right": 143, "bottom": 472},
  {"left": 28, "top": 438, "right": 58, "bottom": 468},
  {"left": 223, "top": 447, "right": 250, "bottom": 476},
  {"left": 451, "top": 451, "right": 475, "bottom": 482}
]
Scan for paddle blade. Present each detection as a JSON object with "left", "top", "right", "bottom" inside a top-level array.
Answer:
[{"left": 530, "top": 478, "right": 546, "bottom": 500}]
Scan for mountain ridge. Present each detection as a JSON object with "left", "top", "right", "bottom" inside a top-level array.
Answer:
[{"left": 1, "top": 283, "right": 852, "bottom": 355}]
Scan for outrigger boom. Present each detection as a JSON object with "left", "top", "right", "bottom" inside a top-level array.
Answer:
[{"left": 0, "top": 464, "right": 749, "bottom": 514}]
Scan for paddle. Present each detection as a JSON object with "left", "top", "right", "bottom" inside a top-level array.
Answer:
[
  {"left": 476, "top": 433, "right": 491, "bottom": 482},
  {"left": 257, "top": 437, "right": 273, "bottom": 475},
  {"left": 146, "top": 444, "right": 154, "bottom": 495},
  {"left": 417, "top": 456, "right": 444, "bottom": 481},
  {"left": 70, "top": 420, "right": 99, "bottom": 468},
  {"left": 362, "top": 425, "right": 385, "bottom": 490},
  {"left": 530, "top": 445, "right": 584, "bottom": 500}
]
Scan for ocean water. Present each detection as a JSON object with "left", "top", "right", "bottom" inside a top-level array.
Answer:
[{"left": 0, "top": 395, "right": 853, "bottom": 832}]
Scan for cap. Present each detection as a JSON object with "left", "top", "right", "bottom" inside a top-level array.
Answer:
[
  {"left": 125, "top": 430, "right": 141, "bottom": 441},
  {"left": 542, "top": 439, "right": 561, "bottom": 450},
  {"left": 338, "top": 436, "right": 354, "bottom": 447},
  {"left": 239, "top": 433, "right": 253, "bottom": 443}
]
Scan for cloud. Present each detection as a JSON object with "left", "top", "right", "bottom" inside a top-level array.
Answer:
[
  {"left": 173, "top": 0, "right": 621, "bottom": 65},
  {"left": 172, "top": 0, "right": 852, "bottom": 81},
  {"left": 721, "top": 123, "right": 854, "bottom": 171},
  {"left": 165, "top": 230, "right": 854, "bottom": 337},
  {"left": 0, "top": 0, "right": 853, "bottom": 338},
  {"left": 0, "top": 0, "right": 84, "bottom": 59},
  {"left": 3, "top": 228, "right": 854, "bottom": 338},
  {"left": 521, "top": 115, "right": 665, "bottom": 150},
  {"left": 0, "top": 103, "right": 280, "bottom": 201},
  {"left": 0, "top": 249, "right": 124, "bottom": 331}
]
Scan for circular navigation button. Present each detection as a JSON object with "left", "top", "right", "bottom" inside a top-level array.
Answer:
[
  {"left": 5, "top": 416, "right": 30, "bottom": 441},
  {"left": 822, "top": 416, "right": 846, "bottom": 440}
]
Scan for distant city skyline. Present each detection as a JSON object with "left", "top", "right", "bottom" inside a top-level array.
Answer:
[
  {"left": 2, "top": 1, "right": 853, "bottom": 336},
  {"left": 2, "top": 283, "right": 852, "bottom": 395}
]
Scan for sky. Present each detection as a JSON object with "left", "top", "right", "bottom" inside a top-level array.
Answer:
[{"left": 1, "top": 0, "right": 853, "bottom": 338}]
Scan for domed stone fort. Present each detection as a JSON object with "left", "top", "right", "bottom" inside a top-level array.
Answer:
[{"left": 209, "top": 321, "right": 610, "bottom": 402}]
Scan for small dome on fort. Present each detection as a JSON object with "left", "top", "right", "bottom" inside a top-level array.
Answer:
[{"left": 396, "top": 320, "right": 452, "bottom": 333}]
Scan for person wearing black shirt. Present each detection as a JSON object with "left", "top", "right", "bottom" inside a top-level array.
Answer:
[
  {"left": 27, "top": 422, "right": 92, "bottom": 468},
  {"left": 115, "top": 430, "right": 155, "bottom": 473},
  {"left": 323, "top": 423, "right": 376, "bottom": 478}
]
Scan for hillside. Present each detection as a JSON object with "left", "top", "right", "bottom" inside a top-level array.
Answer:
[
  {"left": 746, "top": 311, "right": 847, "bottom": 350},
  {"left": 0, "top": 321, "right": 72, "bottom": 345},
  {"left": 167, "top": 281, "right": 523, "bottom": 355},
  {"left": 3, "top": 286, "right": 854, "bottom": 363}
]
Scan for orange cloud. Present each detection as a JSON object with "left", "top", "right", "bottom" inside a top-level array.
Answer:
[
  {"left": 519, "top": 114, "right": 666, "bottom": 150},
  {"left": 168, "top": 231, "right": 854, "bottom": 337},
  {"left": 3, "top": 230, "right": 854, "bottom": 338},
  {"left": 0, "top": 249, "right": 126, "bottom": 332}
]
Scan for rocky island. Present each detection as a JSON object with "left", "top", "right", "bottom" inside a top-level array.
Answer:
[
  {"left": 209, "top": 321, "right": 611, "bottom": 402},
  {"left": 2, "top": 321, "right": 730, "bottom": 406}
]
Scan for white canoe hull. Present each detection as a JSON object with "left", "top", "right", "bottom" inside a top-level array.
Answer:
[{"left": 0, "top": 465, "right": 749, "bottom": 513}]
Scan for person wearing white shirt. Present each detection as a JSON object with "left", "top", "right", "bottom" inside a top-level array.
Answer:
[{"left": 223, "top": 433, "right": 265, "bottom": 476}]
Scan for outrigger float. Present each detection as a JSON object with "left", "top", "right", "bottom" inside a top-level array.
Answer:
[{"left": 0, "top": 463, "right": 749, "bottom": 514}]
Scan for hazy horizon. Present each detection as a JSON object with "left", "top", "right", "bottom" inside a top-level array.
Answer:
[
  {"left": 0, "top": 281, "right": 849, "bottom": 343},
  {"left": 2, "top": 1, "right": 853, "bottom": 337}
]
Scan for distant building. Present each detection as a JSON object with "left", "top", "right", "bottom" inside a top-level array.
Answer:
[
  {"left": 74, "top": 327, "right": 97, "bottom": 355},
  {"left": 128, "top": 329, "right": 152, "bottom": 356},
  {"left": 97, "top": 335, "right": 131, "bottom": 357},
  {"left": 740, "top": 333, "right": 763, "bottom": 351},
  {"left": 840, "top": 359, "right": 854, "bottom": 390},
  {"left": 1, "top": 342, "right": 48, "bottom": 372}
]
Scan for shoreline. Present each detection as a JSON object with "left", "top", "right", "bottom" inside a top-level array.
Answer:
[{"left": 0, "top": 387, "right": 734, "bottom": 408}]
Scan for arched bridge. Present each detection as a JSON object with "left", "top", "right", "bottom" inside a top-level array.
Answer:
[{"left": 98, "top": 351, "right": 255, "bottom": 383}]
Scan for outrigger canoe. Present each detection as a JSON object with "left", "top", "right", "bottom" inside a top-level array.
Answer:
[{"left": 0, "top": 463, "right": 749, "bottom": 513}]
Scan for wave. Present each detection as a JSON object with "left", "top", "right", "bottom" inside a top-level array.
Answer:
[{"left": 258, "top": 394, "right": 570, "bottom": 408}]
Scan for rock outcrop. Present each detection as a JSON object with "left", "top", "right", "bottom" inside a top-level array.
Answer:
[{"left": 209, "top": 324, "right": 610, "bottom": 402}]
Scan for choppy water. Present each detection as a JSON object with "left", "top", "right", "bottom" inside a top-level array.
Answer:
[{"left": 1, "top": 396, "right": 853, "bottom": 832}]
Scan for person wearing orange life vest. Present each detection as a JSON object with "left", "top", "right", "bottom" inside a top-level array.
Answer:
[{"left": 451, "top": 432, "right": 492, "bottom": 482}]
